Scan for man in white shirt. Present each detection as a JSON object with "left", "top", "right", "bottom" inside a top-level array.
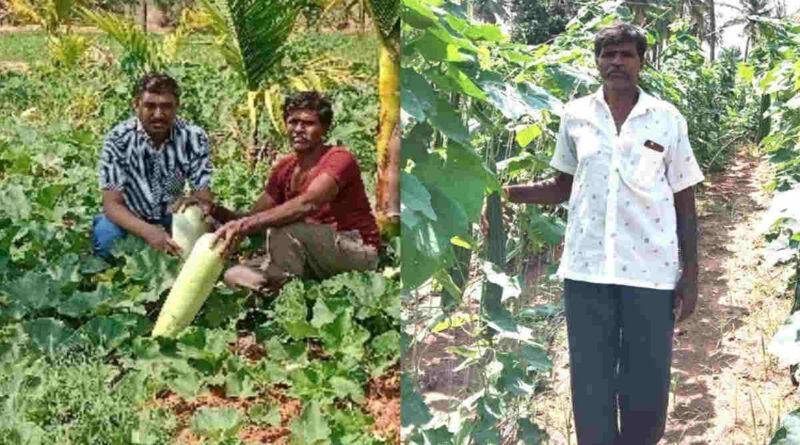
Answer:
[{"left": 505, "top": 23, "right": 703, "bottom": 444}]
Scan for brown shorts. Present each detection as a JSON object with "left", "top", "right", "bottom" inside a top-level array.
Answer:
[{"left": 241, "top": 222, "right": 378, "bottom": 290}]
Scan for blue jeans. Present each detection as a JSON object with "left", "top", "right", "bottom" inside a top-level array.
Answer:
[
  {"left": 92, "top": 214, "right": 172, "bottom": 259},
  {"left": 563, "top": 279, "right": 675, "bottom": 445}
]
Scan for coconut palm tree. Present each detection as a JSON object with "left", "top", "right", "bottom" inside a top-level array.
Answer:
[{"left": 719, "top": 0, "right": 772, "bottom": 60}]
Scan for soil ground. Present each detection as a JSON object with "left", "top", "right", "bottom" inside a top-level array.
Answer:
[{"left": 533, "top": 146, "right": 800, "bottom": 444}]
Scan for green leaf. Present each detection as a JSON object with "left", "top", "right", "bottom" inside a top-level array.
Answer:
[
  {"left": 329, "top": 375, "right": 365, "bottom": 403},
  {"left": 401, "top": 171, "right": 437, "bottom": 229},
  {"left": 427, "top": 97, "right": 470, "bottom": 145},
  {"left": 0, "top": 184, "right": 32, "bottom": 219},
  {"left": 414, "top": 143, "right": 498, "bottom": 221},
  {"left": 80, "top": 316, "right": 130, "bottom": 351},
  {"left": 58, "top": 286, "right": 113, "bottom": 318},
  {"left": 23, "top": 318, "right": 75, "bottom": 355},
  {"left": 311, "top": 299, "right": 337, "bottom": 329},
  {"left": 517, "top": 418, "right": 548, "bottom": 444},
  {"left": 369, "top": 330, "right": 400, "bottom": 375},
  {"left": 2, "top": 271, "right": 60, "bottom": 318},
  {"left": 515, "top": 124, "right": 543, "bottom": 148},
  {"left": 481, "top": 260, "right": 522, "bottom": 301},
  {"left": 248, "top": 402, "right": 282, "bottom": 427},
  {"left": 401, "top": 373, "right": 432, "bottom": 427},
  {"left": 275, "top": 280, "right": 316, "bottom": 340},
  {"left": 471, "top": 397, "right": 502, "bottom": 444},
  {"left": 771, "top": 408, "right": 800, "bottom": 444},
  {"left": 520, "top": 344, "right": 552, "bottom": 372},
  {"left": 191, "top": 407, "right": 243, "bottom": 440},
  {"left": 496, "top": 353, "right": 534, "bottom": 395},
  {"left": 226, "top": 0, "right": 302, "bottom": 89},
  {"left": 402, "top": 69, "right": 437, "bottom": 122},
  {"left": 525, "top": 206, "right": 566, "bottom": 245},
  {"left": 290, "top": 401, "right": 332, "bottom": 445},
  {"left": 402, "top": 0, "right": 439, "bottom": 29}
]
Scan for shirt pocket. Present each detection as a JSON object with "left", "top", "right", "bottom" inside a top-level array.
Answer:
[{"left": 627, "top": 140, "right": 665, "bottom": 190}]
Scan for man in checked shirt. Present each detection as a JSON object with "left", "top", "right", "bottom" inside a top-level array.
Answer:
[{"left": 505, "top": 23, "right": 703, "bottom": 444}]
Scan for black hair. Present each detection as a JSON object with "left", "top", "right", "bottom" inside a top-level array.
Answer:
[
  {"left": 134, "top": 73, "right": 180, "bottom": 100},
  {"left": 283, "top": 91, "right": 333, "bottom": 129},
  {"left": 594, "top": 22, "right": 647, "bottom": 60}
]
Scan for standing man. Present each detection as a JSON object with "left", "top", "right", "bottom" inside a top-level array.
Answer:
[
  {"left": 192, "top": 92, "right": 380, "bottom": 293},
  {"left": 94, "top": 73, "right": 214, "bottom": 259},
  {"left": 505, "top": 23, "right": 703, "bottom": 444}
]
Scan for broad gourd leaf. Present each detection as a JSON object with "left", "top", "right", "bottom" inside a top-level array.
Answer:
[
  {"left": 58, "top": 286, "right": 113, "bottom": 318},
  {"left": 771, "top": 409, "right": 800, "bottom": 445},
  {"left": 401, "top": 171, "right": 437, "bottom": 229},
  {"left": 80, "top": 316, "right": 130, "bottom": 351},
  {"left": 402, "top": 69, "right": 437, "bottom": 122},
  {"left": 23, "top": 318, "right": 76, "bottom": 355},
  {"left": 191, "top": 407, "right": 243, "bottom": 440},
  {"left": 402, "top": 0, "right": 439, "bottom": 29},
  {"left": 471, "top": 397, "right": 502, "bottom": 444},
  {"left": 414, "top": 143, "right": 498, "bottom": 222},
  {"left": 290, "top": 401, "right": 332, "bottom": 445},
  {"left": 2, "top": 271, "right": 61, "bottom": 319},
  {"left": 275, "top": 280, "right": 316, "bottom": 340},
  {"left": 401, "top": 373, "right": 432, "bottom": 428},
  {"left": 517, "top": 418, "right": 548, "bottom": 444},
  {"left": 496, "top": 353, "right": 534, "bottom": 396},
  {"left": 481, "top": 261, "right": 522, "bottom": 300},
  {"left": 525, "top": 206, "right": 566, "bottom": 245}
]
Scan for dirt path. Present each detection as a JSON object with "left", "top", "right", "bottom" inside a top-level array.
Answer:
[{"left": 533, "top": 147, "right": 800, "bottom": 444}]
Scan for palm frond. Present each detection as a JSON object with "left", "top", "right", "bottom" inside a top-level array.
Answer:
[
  {"left": 80, "top": 7, "right": 160, "bottom": 72},
  {"left": 226, "top": 0, "right": 303, "bottom": 90}
]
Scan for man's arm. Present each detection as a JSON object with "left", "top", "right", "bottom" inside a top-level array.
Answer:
[
  {"left": 191, "top": 190, "right": 277, "bottom": 224},
  {"left": 240, "top": 173, "right": 338, "bottom": 235},
  {"left": 674, "top": 186, "right": 699, "bottom": 321},
  {"left": 103, "top": 190, "right": 181, "bottom": 255},
  {"left": 505, "top": 172, "right": 574, "bottom": 205}
]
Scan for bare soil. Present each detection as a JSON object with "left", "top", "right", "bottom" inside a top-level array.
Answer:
[
  {"left": 533, "top": 147, "right": 800, "bottom": 444},
  {"left": 158, "top": 333, "right": 400, "bottom": 444}
]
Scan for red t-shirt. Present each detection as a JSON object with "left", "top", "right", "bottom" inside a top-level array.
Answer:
[{"left": 265, "top": 146, "right": 381, "bottom": 249}]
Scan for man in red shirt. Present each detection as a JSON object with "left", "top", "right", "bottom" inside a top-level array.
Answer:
[{"left": 195, "top": 92, "right": 380, "bottom": 292}]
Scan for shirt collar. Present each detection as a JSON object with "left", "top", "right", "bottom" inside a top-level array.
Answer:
[{"left": 592, "top": 85, "right": 657, "bottom": 120}]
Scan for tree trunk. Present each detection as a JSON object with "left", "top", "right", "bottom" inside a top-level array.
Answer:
[
  {"left": 708, "top": 0, "right": 716, "bottom": 61},
  {"left": 140, "top": 0, "right": 147, "bottom": 32},
  {"left": 375, "top": 41, "right": 400, "bottom": 239}
]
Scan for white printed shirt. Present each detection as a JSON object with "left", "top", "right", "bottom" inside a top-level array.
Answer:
[{"left": 550, "top": 87, "right": 704, "bottom": 290}]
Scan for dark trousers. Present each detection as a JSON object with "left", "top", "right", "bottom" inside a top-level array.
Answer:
[{"left": 563, "top": 279, "right": 675, "bottom": 445}]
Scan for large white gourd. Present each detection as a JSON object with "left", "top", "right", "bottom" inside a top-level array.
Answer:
[
  {"left": 172, "top": 204, "right": 209, "bottom": 258},
  {"left": 151, "top": 233, "right": 225, "bottom": 337}
]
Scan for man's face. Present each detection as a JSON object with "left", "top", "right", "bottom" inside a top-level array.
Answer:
[
  {"left": 134, "top": 91, "right": 178, "bottom": 140},
  {"left": 596, "top": 41, "right": 642, "bottom": 91},
  {"left": 285, "top": 109, "right": 326, "bottom": 153}
]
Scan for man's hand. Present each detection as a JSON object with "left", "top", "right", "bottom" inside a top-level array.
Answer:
[
  {"left": 170, "top": 196, "right": 220, "bottom": 228},
  {"left": 143, "top": 224, "right": 182, "bottom": 256},
  {"left": 673, "top": 267, "right": 698, "bottom": 322},
  {"left": 210, "top": 217, "right": 249, "bottom": 257}
]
